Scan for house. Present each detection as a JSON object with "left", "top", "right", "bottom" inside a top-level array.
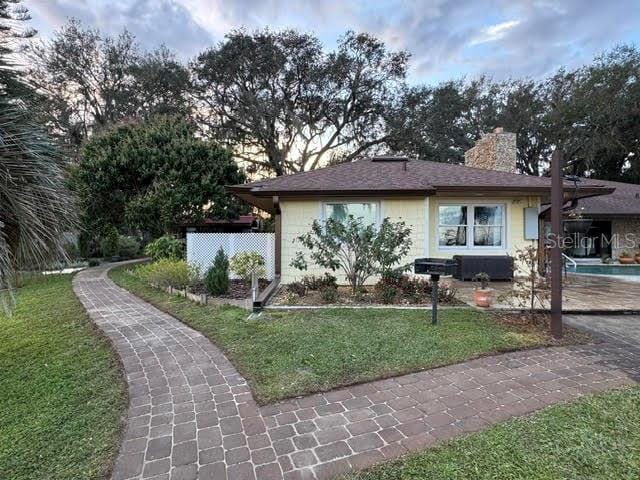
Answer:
[
  {"left": 559, "top": 179, "right": 640, "bottom": 260},
  {"left": 228, "top": 129, "right": 614, "bottom": 283}
]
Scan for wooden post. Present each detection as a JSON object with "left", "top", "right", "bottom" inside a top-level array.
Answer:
[{"left": 550, "top": 150, "right": 564, "bottom": 338}]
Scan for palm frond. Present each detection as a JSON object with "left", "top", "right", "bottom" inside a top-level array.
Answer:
[{"left": 0, "top": 96, "right": 78, "bottom": 297}]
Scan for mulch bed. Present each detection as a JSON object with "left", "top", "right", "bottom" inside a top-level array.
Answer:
[
  {"left": 271, "top": 285, "right": 466, "bottom": 307},
  {"left": 190, "top": 279, "right": 270, "bottom": 299}
]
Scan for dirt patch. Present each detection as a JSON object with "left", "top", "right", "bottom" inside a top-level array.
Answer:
[{"left": 493, "top": 312, "right": 594, "bottom": 346}]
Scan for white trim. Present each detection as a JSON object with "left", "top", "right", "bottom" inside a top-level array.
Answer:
[
  {"left": 436, "top": 201, "right": 507, "bottom": 252},
  {"left": 424, "top": 197, "right": 430, "bottom": 257}
]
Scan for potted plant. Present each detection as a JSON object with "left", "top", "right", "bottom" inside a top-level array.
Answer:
[
  {"left": 472, "top": 272, "right": 493, "bottom": 307},
  {"left": 619, "top": 251, "right": 635, "bottom": 265}
]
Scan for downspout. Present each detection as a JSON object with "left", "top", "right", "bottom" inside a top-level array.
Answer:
[{"left": 253, "top": 196, "right": 282, "bottom": 312}]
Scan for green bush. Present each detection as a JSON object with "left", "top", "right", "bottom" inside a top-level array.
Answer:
[
  {"left": 99, "top": 229, "right": 120, "bottom": 258},
  {"left": 302, "top": 273, "right": 337, "bottom": 291},
  {"left": 144, "top": 235, "right": 185, "bottom": 261},
  {"left": 379, "top": 285, "right": 399, "bottom": 304},
  {"left": 320, "top": 286, "right": 339, "bottom": 304},
  {"left": 117, "top": 236, "right": 140, "bottom": 259},
  {"left": 88, "top": 259, "right": 100, "bottom": 267},
  {"left": 288, "top": 281, "right": 307, "bottom": 297},
  {"left": 135, "top": 259, "right": 200, "bottom": 290},
  {"left": 205, "top": 248, "right": 229, "bottom": 295},
  {"left": 229, "top": 251, "right": 266, "bottom": 281}
]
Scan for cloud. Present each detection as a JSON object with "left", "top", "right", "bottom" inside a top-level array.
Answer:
[
  {"left": 27, "top": 0, "right": 213, "bottom": 58},
  {"left": 471, "top": 20, "right": 521, "bottom": 45},
  {"left": 24, "top": 0, "right": 640, "bottom": 82}
]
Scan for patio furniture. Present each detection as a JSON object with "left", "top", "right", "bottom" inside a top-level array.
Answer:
[{"left": 452, "top": 255, "right": 513, "bottom": 281}]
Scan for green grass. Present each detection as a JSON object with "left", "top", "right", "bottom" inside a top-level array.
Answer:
[
  {"left": 0, "top": 275, "right": 127, "bottom": 480},
  {"left": 111, "top": 265, "right": 573, "bottom": 405},
  {"left": 343, "top": 386, "right": 640, "bottom": 480}
]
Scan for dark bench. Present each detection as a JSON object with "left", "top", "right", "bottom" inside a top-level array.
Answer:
[{"left": 452, "top": 255, "right": 514, "bottom": 281}]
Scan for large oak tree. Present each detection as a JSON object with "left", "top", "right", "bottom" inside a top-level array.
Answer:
[{"left": 192, "top": 29, "right": 408, "bottom": 176}]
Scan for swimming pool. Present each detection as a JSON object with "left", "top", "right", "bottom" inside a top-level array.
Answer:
[{"left": 568, "top": 264, "right": 640, "bottom": 275}]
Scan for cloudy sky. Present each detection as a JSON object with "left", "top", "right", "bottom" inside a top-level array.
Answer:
[{"left": 25, "top": 0, "right": 640, "bottom": 84}]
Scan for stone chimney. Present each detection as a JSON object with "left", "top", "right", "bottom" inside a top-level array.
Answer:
[{"left": 464, "top": 127, "right": 517, "bottom": 173}]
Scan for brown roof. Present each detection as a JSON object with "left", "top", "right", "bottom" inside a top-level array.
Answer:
[
  {"left": 229, "top": 158, "right": 615, "bottom": 212},
  {"left": 572, "top": 178, "right": 640, "bottom": 216}
]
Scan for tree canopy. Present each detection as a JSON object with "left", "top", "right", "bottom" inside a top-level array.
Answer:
[
  {"left": 192, "top": 29, "right": 408, "bottom": 176},
  {"left": 29, "top": 20, "right": 191, "bottom": 156},
  {"left": 72, "top": 116, "right": 247, "bottom": 243}
]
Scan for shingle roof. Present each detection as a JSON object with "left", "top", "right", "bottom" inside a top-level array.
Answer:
[
  {"left": 229, "top": 158, "right": 612, "bottom": 197},
  {"left": 572, "top": 178, "right": 640, "bottom": 216}
]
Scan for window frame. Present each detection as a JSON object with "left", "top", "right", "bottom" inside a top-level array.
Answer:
[
  {"left": 321, "top": 200, "right": 382, "bottom": 228},
  {"left": 437, "top": 202, "right": 507, "bottom": 251}
]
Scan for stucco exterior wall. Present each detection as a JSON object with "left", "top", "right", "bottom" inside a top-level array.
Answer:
[
  {"left": 280, "top": 195, "right": 542, "bottom": 284},
  {"left": 611, "top": 218, "right": 640, "bottom": 259}
]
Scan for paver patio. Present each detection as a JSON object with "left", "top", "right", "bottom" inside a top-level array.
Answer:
[
  {"left": 453, "top": 273, "right": 640, "bottom": 312},
  {"left": 73, "top": 264, "right": 640, "bottom": 480}
]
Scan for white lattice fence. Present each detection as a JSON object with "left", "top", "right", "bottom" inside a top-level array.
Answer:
[{"left": 186, "top": 233, "right": 276, "bottom": 279}]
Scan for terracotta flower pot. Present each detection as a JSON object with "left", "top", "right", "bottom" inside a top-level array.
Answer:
[
  {"left": 619, "top": 256, "right": 635, "bottom": 265},
  {"left": 473, "top": 288, "right": 494, "bottom": 308}
]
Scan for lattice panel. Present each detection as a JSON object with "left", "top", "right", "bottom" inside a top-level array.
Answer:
[{"left": 186, "top": 233, "right": 276, "bottom": 279}]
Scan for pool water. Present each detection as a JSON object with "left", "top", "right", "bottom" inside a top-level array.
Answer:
[{"left": 568, "top": 264, "right": 640, "bottom": 275}]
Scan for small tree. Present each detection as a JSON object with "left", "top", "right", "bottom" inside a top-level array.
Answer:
[
  {"left": 229, "top": 252, "right": 267, "bottom": 282},
  {"left": 500, "top": 245, "right": 554, "bottom": 322},
  {"left": 290, "top": 216, "right": 412, "bottom": 294},
  {"left": 205, "top": 248, "right": 229, "bottom": 295}
]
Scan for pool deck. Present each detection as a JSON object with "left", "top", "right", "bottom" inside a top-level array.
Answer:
[{"left": 452, "top": 273, "right": 640, "bottom": 312}]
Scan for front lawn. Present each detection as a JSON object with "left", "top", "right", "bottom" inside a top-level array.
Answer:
[
  {"left": 0, "top": 275, "right": 127, "bottom": 480},
  {"left": 344, "top": 386, "right": 640, "bottom": 479},
  {"left": 111, "top": 265, "right": 583, "bottom": 404}
]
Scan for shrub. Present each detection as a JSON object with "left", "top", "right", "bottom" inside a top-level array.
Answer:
[
  {"left": 375, "top": 274, "right": 430, "bottom": 304},
  {"left": 291, "top": 216, "right": 412, "bottom": 294},
  {"left": 229, "top": 252, "right": 266, "bottom": 281},
  {"left": 205, "top": 248, "right": 229, "bottom": 295},
  {"left": 135, "top": 259, "right": 200, "bottom": 290},
  {"left": 379, "top": 285, "right": 398, "bottom": 304},
  {"left": 88, "top": 259, "right": 100, "bottom": 267},
  {"left": 320, "top": 286, "right": 339, "bottom": 304},
  {"left": 144, "top": 235, "right": 185, "bottom": 261},
  {"left": 99, "top": 229, "right": 120, "bottom": 258},
  {"left": 117, "top": 236, "right": 140, "bottom": 259},
  {"left": 288, "top": 281, "right": 307, "bottom": 297},
  {"left": 301, "top": 273, "right": 337, "bottom": 291}
]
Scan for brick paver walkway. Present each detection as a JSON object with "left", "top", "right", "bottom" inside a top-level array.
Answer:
[{"left": 73, "top": 264, "right": 640, "bottom": 480}]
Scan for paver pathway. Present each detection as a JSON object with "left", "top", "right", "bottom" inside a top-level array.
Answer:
[{"left": 73, "top": 264, "right": 640, "bottom": 480}]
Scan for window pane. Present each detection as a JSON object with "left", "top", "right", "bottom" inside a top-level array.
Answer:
[
  {"left": 474, "top": 206, "right": 503, "bottom": 226},
  {"left": 474, "top": 226, "right": 503, "bottom": 246},
  {"left": 439, "top": 206, "right": 467, "bottom": 225},
  {"left": 439, "top": 226, "right": 467, "bottom": 246},
  {"left": 326, "top": 203, "right": 377, "bottom": 225}
]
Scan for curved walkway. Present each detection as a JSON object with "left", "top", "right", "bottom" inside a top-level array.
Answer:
[{"left": 73, "top": 264, "right": 640, "bottom": 480}]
